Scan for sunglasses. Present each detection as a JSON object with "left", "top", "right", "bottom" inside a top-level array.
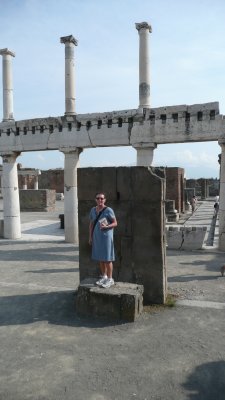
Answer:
[{"left": 96, "top": 197, "right": 105, "bottom": 200}]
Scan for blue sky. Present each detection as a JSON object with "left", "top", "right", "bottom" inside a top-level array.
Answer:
[{"left": 0, "top": 0, "right": 224, "bottom": 178}]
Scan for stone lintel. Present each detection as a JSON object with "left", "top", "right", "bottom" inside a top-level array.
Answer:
[
  {"left": 76, "top": 279, "right": 144, "bottom": 322},
  {"left": 0, "top": 48, "right": 15, "bottom": 57},
  {"left": 0, "top": 120, "right": 16, "bottom": 129},
  {"left": 135, "top": 22, "right": 152, "bottom": 33},
  {"left": 60, "top": 35, "right": 78, "bottom": 46}
]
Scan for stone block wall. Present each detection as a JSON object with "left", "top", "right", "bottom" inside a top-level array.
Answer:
[
  {"left": 166, "top": 225, "right": 207, "bottom": 250},
  {"left": 39, "top": 169, "right": 64, "bottom": 193},
  {"left": 18, "top": 174, "right": 36, "bottom": 189},
  {"left": 166, "top": 167, "right": 185, "bottom": 213},
  {"left": 78, "top": 166, "right": 167, "bottom": 305},
  {"left": 19, "top": 189, "right": 56, "bottom": 211}
]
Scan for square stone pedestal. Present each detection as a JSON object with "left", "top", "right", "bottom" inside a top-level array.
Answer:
[{"left": 76, "top": 279, "right": 144, "bottom": 322}]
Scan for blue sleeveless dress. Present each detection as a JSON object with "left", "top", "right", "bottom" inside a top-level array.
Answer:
[{"left": 89, "top": 206, "right": 115, "bottom": 261}]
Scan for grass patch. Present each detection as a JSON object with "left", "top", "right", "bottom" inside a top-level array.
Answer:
[
  {"left": 143, "top": 293, "right": 177, "bottom": 313},
  {"left": 165, "top": 293, "right": 177, "bottom": 307}
]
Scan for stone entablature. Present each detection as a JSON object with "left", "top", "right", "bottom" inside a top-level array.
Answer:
[{"left": 0, "top": 102, "right": 223, "bottom": 153}]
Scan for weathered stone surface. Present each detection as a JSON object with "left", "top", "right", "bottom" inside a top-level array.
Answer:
[
  {"left": 76, "top": 279, "right": 144, "bottom": 322},
  {"left": 19, "top": 189, "right": 56, "bottom": 212},
  {"left": 0, "top": 102, "right": 223, "bottom": 153},
  {"left": 78, "top": 166, "right": 167, "bottom": 305},
  {"left": 0, "top": 219, "right": 4, "bottom": 237},
  {"left": 166, "top": 225, "right": 207, "bottom": 250}
]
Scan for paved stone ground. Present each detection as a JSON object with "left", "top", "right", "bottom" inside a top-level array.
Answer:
[{"left": 0, "top": 200, "right": 225, "bottom": 400}]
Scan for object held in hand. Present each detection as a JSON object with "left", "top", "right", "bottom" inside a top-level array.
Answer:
[{"left": 99, "top": 217, "right": 108, "bottom": 227}]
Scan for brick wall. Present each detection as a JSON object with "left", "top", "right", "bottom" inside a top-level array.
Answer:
[
  {"left": 39, "top": 170, "right": 64, "bottom": 193},
  {"left": 166, "top": 167, "right": 185, "bottom": 213}
]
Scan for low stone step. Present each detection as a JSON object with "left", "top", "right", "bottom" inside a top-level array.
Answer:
[
  {"left": 166, "top": 225, "right": 207, "bottom": 250},
  {"left": 75, "top": 278, "right": 144, "bottom": 322}
]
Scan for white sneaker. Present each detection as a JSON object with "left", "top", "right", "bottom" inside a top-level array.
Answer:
[
  {"left": 96, "top": 276, "right": 107, "bottom": 286},
  {"left": 101, "top": 278, "right": 115, "bottom": 288}
]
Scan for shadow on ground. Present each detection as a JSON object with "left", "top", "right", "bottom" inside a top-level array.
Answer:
[
  {"left": 0, "top": 291, "right": 125, "bottom": 328},
  {"left": 0, "top": 244, "right": 78, "bottom": 262},
  {"left": 182, "top": 360, "right": 225, "bottom": 400}
]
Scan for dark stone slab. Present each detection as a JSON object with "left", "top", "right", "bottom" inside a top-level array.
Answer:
[
  {"left": 78, "top": 166, "right": 167, "bottom": 305},
  {"left": 76, "top": 278, "right": 144, "bottom": 322}
]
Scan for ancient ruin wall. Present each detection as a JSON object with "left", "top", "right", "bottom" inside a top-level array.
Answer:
[
  {"left": 166, "top": 167, "right": 185, "bottom": 213},
  {"left": 78, "top": 166, "right": 167, "bottom": 304},
  {"left": 19, "top": 189, "right": 56, "bottom": 211}
]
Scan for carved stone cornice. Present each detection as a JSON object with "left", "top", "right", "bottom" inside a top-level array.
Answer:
[
  {"left": 135, "top": 22, "right": 152, "bottom": 33},
  {"left": 60, "top": 35, "right": 78, "bottom": 46},
  {"left": 0, "top": 48, "right": 15, "bottom": 57}
]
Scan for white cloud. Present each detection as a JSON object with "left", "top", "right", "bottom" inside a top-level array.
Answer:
[
  {"left": 175, "top": 150, "right": 218, "bottom": 169},
  {"left": 36, "top": 153, "right": 45, "bottom": 162}
]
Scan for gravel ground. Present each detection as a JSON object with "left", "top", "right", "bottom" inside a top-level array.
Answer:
[{"left": 0, "top": 201, "right": 225, "bottom": 399}]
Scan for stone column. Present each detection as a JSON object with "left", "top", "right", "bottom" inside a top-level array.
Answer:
[
  {"left": 61, "top": 147, "right": 82, "bottom": 244},
  {"left": 219, "top": 142, "right": 225, "bottom": 250},
  {"left": 1, "top": 152, "right": 21, "bottom": 239},
  {"left": 0, "top": 48, "right": 15, "bottom": 121},
  {"left": 135, "top": 22, "right": 152, "bottom": 110},
  {"left": 60, "top": 35, "right": 78, "bottom": 115},
  {"left": 23, "top": 176, "right": 27, "bottom": 190},
  {"left": 134, "top": 143, "right": 157, "bottom": 166},
  {"left": 34, "top": 175, "right": 39, "bottom": 190}
]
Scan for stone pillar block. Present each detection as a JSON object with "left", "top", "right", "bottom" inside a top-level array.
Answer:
[
  {"left": 76, "top": 279, "right": 144, "bottom": 322},
  {"left": 78, "top": 166, "right": 167, "bottom": 305}
]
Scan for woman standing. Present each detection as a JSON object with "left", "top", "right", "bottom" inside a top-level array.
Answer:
[{"left": 89, "top": 192, "right": 117, "bottom": 288}]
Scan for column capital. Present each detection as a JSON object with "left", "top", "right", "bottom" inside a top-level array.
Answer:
[
  {"left": 135, "top": 22, "right": 152, "bottom": 33},
  {"left": 59, "top": 146, "right": 83, "bottom": 155},
  {"left": 132, "top": 142, "right": 157, "bottom": 150},
  {"left": 60, "top": 35, "right": 78, "bottom": 46},
  {"left": 0, "top": 151, "right": 21, "bottom": 162},
  {"left": 0, "top": 48, "right": 15, "bottom": 57}
]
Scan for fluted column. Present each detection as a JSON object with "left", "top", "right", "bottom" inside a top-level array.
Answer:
[
  {"left": 60, "top": 35, "right": 78, "bottom": 115},
  {"left": 61, "top": 147, "right": 82, "bottom": 244},
  {"left": 135, "top": 22, "right": 152, "bottom": 110},
  {"left": 1, "top": 152, "right": 21, "bottom": 239},
  {"left": 0, "top": 48, "right": 15, "bottom": 121},
  {"left": 218, "top": 142, "right": 225, "bottom": 250}
]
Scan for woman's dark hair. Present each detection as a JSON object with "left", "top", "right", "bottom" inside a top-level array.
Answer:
[{"left": 95, "top": 192, "right": 106, "bottom": 199}]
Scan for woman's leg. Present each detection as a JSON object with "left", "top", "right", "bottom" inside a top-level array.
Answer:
[
  {"left": 105, "top": 261, "right": 113, "bottom": 279},
  {"left": 99, "top": 261, "right": 107, "bottom": 277}
]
